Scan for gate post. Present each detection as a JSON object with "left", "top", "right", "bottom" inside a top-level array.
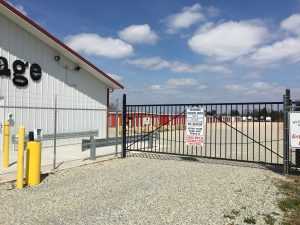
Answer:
[
  {"left": 122, "top": 94, "right": 127, "bottom": 158},
  {"left": 283, "top": 89, "right": 291, "bottom": 175}
]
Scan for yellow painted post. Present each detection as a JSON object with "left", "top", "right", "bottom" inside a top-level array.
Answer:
[
  {"left": 2, "top": 120, "right": 10, "bottom": 169},
  {"left": 16, "top": 127, "right": 25, "bottom": 189},
  {"left": 27, "top": 141, "right": 41, "bottom": 186}
]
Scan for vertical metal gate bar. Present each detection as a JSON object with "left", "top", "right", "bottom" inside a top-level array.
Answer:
[
  {"left": 147, "top": 105, "right": 150, "bottom": 150},
  {"left": 241, "top": 104, "right": 244, "bottom": 161},
  {"left": 205, "top": 105, "right": 208, "bottom": 157},
  {"left": 137, "top": 106, "right": 140, "bottom": 150},
  {"left": 247, "top": 104, "right": 249, "bottom": 161},
  {"left": 265, "top": 103, "right": 267, "bottom": 162},
  {"left": 134, "top": 106, "right": 136, "bottom": 151},
  {"left": 283, "top": 89, "right": 291, "bottom": 174},
  {"left": 162, "top": 106, "right": 165, "bottom": 153},
  {"left": 200, "top": 105, "right": 202, "bottom": 156},
  {"left": 277, "top": 104, "right": 280, "bottom": 164},
  {"left": 183, "top": 105, "right": 186, "bottom": 155},
  {"left": 236, "top": 104, "right": 238, "bottom": 160},
  {"left": 122, "top": 94, "right": 126, "bottom": 158},
  {"left": 210, "top": 105, "right": 212, "bottom": 157},
  {"left": 214, "top": 105, "right": 217, "bottom": 158},
  {"left": 178, "top": 106, "right": 180, "bottom": 154},
  {"left": 219, "top": 105, "right": 223, "bottom": 158},
  {"left": 171, "top": 106, "right": 173, "bottom": 154},
  {"left": 159, "top": 105, "right": 162, "bottom": 152},
  {"left": 258, "top": 104, "right": 261, "bottom": 162},
  {"left": 130, "top": 106, "right": 132, "bottom": 150},
  {"left": 253, "top": 104, "right": 255, "bottom": 161},
  {"left": 154, "top": 105, "right": 157, "bottom": 152},
  {"left": 225, "top": 104, "right": 227, "bottom": 159},
  {"left": 270, "top": 104, "right": 273, "bottom": 164},
  {"left": 230, "top": 104, "right": 233, "bottom": 160},
  {"left": 143, "top": 106, "right": 146, "bottom": 150},
  {"left": 187, "top": 106, "right": 191, "bottom": 155},
  {"left": 166, "top": 106, "right": 169, "bottom": 153}
]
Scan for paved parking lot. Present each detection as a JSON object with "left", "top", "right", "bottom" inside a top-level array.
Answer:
[{"left": 0, "top": 154, "right": 284, "bottom": 225}]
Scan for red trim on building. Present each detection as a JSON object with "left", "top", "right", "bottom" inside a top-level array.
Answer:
[{"left": 0, "top": 0, "right": 124, "bottom": 89}]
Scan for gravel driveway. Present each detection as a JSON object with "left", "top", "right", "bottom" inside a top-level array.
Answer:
[{"left": 0, "top": 154, "right": 283, "bottom": 225}]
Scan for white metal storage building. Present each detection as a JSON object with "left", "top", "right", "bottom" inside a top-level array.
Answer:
[{"left": 0, "top": 1, "right": 123, "bottom": 164}]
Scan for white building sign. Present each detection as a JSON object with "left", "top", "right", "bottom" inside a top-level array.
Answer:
[
  {"left": 185, "top": 107, "right": 205, "bottom": 146},
  {"left": 290, "top": 112, "right": 300, "bottom": 148}
]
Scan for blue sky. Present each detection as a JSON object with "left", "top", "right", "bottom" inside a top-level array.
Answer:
[{"left": 8, "top": 0, "right": 300, "bottom": 104}]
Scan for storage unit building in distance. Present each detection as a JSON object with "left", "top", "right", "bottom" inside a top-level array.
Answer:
[{"left": 0, "top": 1, "right": 123, "bottom": 158}]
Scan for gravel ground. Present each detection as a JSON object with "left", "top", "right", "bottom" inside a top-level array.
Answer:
[{"left": 0, "top": 154, "right": 284, "bottom": 225}]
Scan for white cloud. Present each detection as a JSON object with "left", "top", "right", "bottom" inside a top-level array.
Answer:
[
  {"left": 166, "top": 78, "right": 198, "bottom": 88},
  {"left": 65, "top": 33, "right": 134, "bottom": 59},
  {"left": 188, "top": 21, "right": 269, "bottom": 61},
  {"left": 147, "top": 78, "right": 207, "bottom": 93},
  {"left": 166, "top": 4, "right": 205, "bottom": 33},
  {"left": 248, "top": 37, "right": 300, "bottom": 65},
  {"left": 127, "top": 57, "right": 231, "bottom": 74},
  {"left": 171, "top": 62, "right": 231, "bottom": 74},
  {"left": 127, "top": 57, "right": 170, "bottom": 70},
  {"left": 118, "top": 24, "right": 158, "bottom": 44},
  {"left": 224, "top": 84, "right": 247, "bottom": 92},
  {"left": 225, "top": 81, "right": 284, "bottom": 96},
  {"left": 8, "top": 2, "right": 27, "bottom": 15},
  {"left": 281, "top": 14, "right": 300, "bottom": 35},
  {"left": 148, "top": 85, "right": 162, "bottom": 90}
]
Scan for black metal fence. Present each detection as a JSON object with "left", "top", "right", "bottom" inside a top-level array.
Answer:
[{"left": 122, "top": 90, "right": 296, "bottom": 174}]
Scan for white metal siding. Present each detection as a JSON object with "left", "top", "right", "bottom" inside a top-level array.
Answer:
[{"left": 0, "top": 13, "right": 108, "bottom": 138}]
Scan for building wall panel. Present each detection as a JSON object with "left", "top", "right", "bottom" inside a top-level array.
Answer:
[{"left": 0, "top": 13, "right": 108, "bottom": 139}]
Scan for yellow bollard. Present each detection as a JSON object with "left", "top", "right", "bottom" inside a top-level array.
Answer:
[
  {"left": 26, "top": 141, "right": 41, "bottom": 186},
  {"left": 16, "top": 127, "right": 25, "bottom": 189},
  {"left": 2, "top": 120, "right": 10, "bottom": 169}
]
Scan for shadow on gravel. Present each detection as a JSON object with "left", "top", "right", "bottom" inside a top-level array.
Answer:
[{"left": 128, "top": 152, "right": 284, "bottom": 175}]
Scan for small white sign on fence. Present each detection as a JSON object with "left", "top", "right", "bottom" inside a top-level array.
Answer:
[
  {"left": 290, "top": 112, "right": 300, "bottom": 148},
  {"left": 143, "top": 117, "right": 151, "bottom": 126},
  {"left": 185, "top": 107, "right": 205, "bottom": 146}
]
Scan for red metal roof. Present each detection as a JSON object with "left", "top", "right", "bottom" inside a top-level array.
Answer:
[{"left": 0, "top": 0, "right": 124, "bottom": 89}]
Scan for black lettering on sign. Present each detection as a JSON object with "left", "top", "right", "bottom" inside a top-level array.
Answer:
[
  {"left": 30, "top": 63, "right": 42, "bottom": 81},
  {"left": 0, "top": 56, "right": 42, "bottom": 87},
  {"left": 12, "top": 60, "right": 29, "bottom": 87},
  {"left": 0, "top": 56, "right": 11, "bottom": 77}
]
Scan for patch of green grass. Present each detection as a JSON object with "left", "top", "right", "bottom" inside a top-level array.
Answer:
[
  {"left": 278, "top": 198, "right": 300, "bottom": 212},
  {"left": 276, "top": 176, "right": 300, "bottom": 225},
  {"left": 244, "top": 216, "right": 256, "bottom": 224},
  {"left": 264, "top": 214, "right": 276, "bottom": 225}
]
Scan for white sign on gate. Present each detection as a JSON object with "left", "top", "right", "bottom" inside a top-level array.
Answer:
[
  {"left": 143, "top": 117, "right": 151, "bottom": 126},
  {"left": 185, "top": 107, "right": 205, "bottom": 146},
  {"left": 289, "top": 112, "right": 300, "bottom": 148}
]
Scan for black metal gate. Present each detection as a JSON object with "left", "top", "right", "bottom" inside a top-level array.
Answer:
[{"left": 122, "top": 90, "right": 294, "bottom": 173}]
